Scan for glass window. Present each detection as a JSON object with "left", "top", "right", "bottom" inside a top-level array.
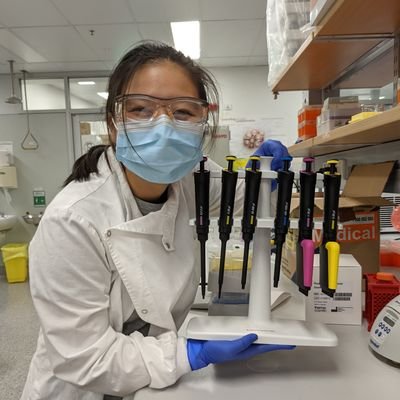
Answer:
[
  {"left": 69, "top": 77, "right": 109, "bottom": 109},
  {"left": 79, "top": 119, "right": 109, "bottom": 154},
  {"left": 22, "top": 79, "right": 66, "bottom": 110}
]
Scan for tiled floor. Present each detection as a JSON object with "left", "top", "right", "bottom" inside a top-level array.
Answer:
[{"left": 0, "top": 276, "right": 39, "bottom": 399}]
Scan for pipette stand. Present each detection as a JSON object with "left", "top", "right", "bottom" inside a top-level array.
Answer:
[{"left": 186, "top": 157, "right": 337, "bottom": 346}]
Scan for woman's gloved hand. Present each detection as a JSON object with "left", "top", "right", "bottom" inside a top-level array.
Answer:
[
  {"left": 187, "top": 333, "right": 295, "bottom": 370},
  {"left": 251, "top": 139, "right": 290, "bottom": 171},
  {"left": 246, "top": 140, "right": 290, "bottom": 191}
]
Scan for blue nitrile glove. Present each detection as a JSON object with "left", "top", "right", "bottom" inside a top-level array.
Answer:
[
  {"left": 187, "top": 333, "right": 295, "bottom": 370},
  {"left": 246, "top": 139, "right": 291, "bottom": 191}
]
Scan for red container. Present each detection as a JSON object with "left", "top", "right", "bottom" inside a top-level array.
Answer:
[{"left": 364, "top": 272, "right": 400, "bottom": 331}]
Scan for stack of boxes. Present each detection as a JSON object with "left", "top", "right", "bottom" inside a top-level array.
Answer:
[
  {"left": 297, "top": 105, "right": 322, "bottom": 141},
  {"left": 317, "top": 96, "right": 361, "bottom": 135}
]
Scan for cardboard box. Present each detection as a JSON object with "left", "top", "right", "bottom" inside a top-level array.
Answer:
[
  {"left": 305, "top": 254, "right": 362, "bottom": 325},
  {"left": 284, "top": 161, "right": 395, "bottom": 278}
]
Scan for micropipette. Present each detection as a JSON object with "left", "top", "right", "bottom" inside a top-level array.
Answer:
[
  {"left": 194, "top": 156, "right": 210, "bottom": 299},
  {"left": 273, "top": 156, "right": 294, "bottom": 288},
  {"left": 217, "top": 156, "right": 238, "bottom": 298},
  {"left": 319, "top": 160, "right": 341, "bottom": 298},
  {"left": 241, "top": 156, "right": 262, "bottom": 290},
  {"left": 297, "top": 157, "right": 317, "bottom": 295}
]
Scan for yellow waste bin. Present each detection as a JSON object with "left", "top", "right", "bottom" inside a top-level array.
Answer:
[{"left": 1, "top": 243, "right": 28, "bottom": 283}]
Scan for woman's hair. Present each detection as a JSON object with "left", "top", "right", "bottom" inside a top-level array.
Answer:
[{"left": 64, "top": 41, "right": 219, "bottom": 186}]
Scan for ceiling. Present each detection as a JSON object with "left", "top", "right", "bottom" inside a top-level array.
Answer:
[{"left": 0, "top": 0, "right": 268, "bottom": 74}]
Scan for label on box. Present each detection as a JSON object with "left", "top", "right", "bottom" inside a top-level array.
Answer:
[{"left": 311, "top": 281, "right": 354, "bottom": 314}]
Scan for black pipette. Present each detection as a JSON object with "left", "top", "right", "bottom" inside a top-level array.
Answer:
[
  {"left": 273, "top": 156, "right": 294, "bottom": 288},
  {"left": 319, "top": 160, "right": 341, "bottom": 298},
  {"left": 297, "top": 157, "right": 317, "bottom": 296},
  {"left": 241, "top": 156, "right": 262, "bottom": 290},
  {"left": 218, "top": 156, "right": 238, "bottom": 298},
  {"left": 194, "top": 156, "right": 210, "bottom": 299}
]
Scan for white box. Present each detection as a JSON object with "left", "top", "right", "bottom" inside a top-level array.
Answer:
[{"left": 306, "top": 254, "right": 362, "bottom": 325}]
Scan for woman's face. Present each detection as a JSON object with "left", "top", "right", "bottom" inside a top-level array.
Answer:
[{"left": 111, "top": 60, "right": 200, "bottom": 142}]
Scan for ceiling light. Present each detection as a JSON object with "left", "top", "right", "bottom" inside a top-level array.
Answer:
[
  {"left": 170, "top": 21, "right": 200, "bottom": 59},
  {"left": 379, "top": 96, "right": 385, "bottom": 99},
  {"left": 78, "top": 81, "right": 96, "bottom": 85},
  {"left": 97, "top": 92, "right": 108, "bottom": 99}
]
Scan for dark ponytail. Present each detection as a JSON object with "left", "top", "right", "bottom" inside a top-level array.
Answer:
[
  {"left": 63, "top": 145, "right": 110, "bottom": 187},
  {"left": 63, "top": 40, "right": 219, "bottom": 186}
]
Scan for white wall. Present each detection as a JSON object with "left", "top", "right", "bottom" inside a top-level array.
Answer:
[
  {"left": 209, "top": 66, "right": 303, "bottom": 146},
  {"left": 0, "top": 113, "right": 70, "bottom": 246}
]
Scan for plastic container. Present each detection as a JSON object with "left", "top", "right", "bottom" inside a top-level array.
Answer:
[
  {"left": 380, "top": 240, "right": 394, "bottom": 266},
  {"left": 1, "top": 242, "right": 28, "bottom": 283},
  {"left": 364, "top": 272, "right": 400, "bottom": 331}
]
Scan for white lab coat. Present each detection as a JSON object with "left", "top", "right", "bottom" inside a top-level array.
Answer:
[{"left": 21, "top": 148, "right": 245, "bottom": 399}]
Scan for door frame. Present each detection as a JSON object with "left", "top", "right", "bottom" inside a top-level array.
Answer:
[{"left": 71, "top": 113, "right": 107, "bottom": 160}]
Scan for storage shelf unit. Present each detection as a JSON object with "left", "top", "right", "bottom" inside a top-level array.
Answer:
[
  {"left": 273, "top": 0, "right": 400, "bottom": 168},
  {"left": 288, "top": 106, "right": 400, "bottom": 157},
  {"left": 272, "top": 0, "right": 400, "bottom": 92}
]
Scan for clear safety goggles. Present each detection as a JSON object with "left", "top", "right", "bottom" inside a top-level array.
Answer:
[{"left": 115, "top": 94, "right": 209, "bottom": 125}]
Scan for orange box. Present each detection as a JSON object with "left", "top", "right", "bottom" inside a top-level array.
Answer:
[
  {"left": 297, "top": 105, "right": 322, "bottom": 124},
  {"left": 298, "top": 120, "right": 317, "bottom": 140}
]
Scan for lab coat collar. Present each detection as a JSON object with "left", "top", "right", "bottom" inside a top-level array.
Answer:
[{"left": 101, "top": 147, "right": 180, "bottom": 251}]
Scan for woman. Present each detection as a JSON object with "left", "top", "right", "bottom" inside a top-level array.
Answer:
[{"left": 21, "top": 41, "right": 292, "bottom": 400}]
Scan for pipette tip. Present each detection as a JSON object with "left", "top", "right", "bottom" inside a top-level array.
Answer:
[
  {"left": 322, "top": 288, "right": 334, "bottom": 298},
  {"left": 299, "top": 286, "right": 309, "bottom": 296}
]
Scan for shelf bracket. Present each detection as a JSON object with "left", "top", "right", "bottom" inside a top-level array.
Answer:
[{"left": 393, "top": 33, "right": 400, "bottom": 106}]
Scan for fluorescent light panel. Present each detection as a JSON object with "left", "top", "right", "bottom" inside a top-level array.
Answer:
[
  {"left": 97, "top": 92, "right": 108, "bottom": 99},
  {"left": 170, "top": 21, "right": 200, "bottom": 60},
  {"left": 78, "top": 81, "right": 96, "bottom": 85}
]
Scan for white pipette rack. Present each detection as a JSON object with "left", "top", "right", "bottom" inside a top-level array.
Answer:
[{"left": 186, "top": 156, "right": 337, "bottom": 346}]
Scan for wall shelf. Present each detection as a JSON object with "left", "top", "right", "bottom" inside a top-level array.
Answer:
[
  {"left": 288, "top": 106, "right": 400, "bottom": 158},
  {"left": 271, "top": 0, "right": 400, "bottom": 92}
]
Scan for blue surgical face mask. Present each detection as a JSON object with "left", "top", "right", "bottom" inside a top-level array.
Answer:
[{"left": 115, "top": 116, "right": 204, "bottom": 184}]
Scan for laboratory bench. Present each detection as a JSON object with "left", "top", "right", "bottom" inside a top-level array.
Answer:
[
  {"left": 135, "top": 275, "right": 399, "bottom": 400},
  {"left": 137, "top": 324, "right": 398, "bottom": 400}
]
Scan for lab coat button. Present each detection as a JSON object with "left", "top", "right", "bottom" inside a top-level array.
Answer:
[
  {"left": 106, "top": 230, "right": 112, "bottom": 237},
  {"left": 141, "top": 309, "right": 148, "bottom": 314}
]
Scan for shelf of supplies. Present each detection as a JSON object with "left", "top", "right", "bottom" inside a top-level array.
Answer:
[
  {"left": 288, "top": 106, "right": 400, "bottom": 157},
  {"left": 271, "top": 0, "right": 400, "bottom": 92}
]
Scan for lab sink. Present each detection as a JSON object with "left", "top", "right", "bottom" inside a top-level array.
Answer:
[
  {"left": 0, "top": 214, "right": 18, "bottom": 231},
  {"left": 23, "top": 212, "right": 43, "bottom": 227}
]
